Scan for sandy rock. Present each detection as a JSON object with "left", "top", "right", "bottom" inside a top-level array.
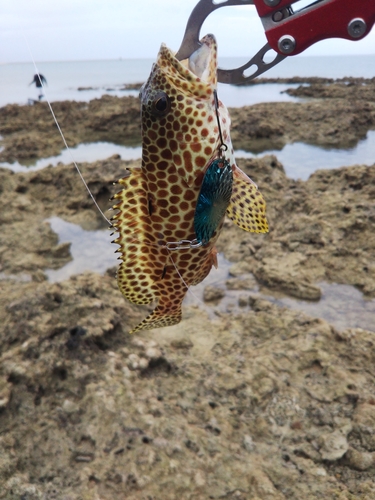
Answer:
[
  {"left": 345, "top": 448, "right": 375, "bottom": 471},
  {"left": 145, "top": 346, "right": 162, "bottom": 360},
  {"left": 352, "top": 403, "right": 375, "bottom": 451},
  {"left": 1, "top": 87, "right": 375, "bottom": 498},
  {"left": 238, "top": 294, "right": 250, "bottom": 307},
  {"left": 0, "top": 96, "right": 141, "bottom": 163},
  {"left": 0, "top": 380, "right": 12, "bottom": 409},
  {"left": 203, "top": 285, "right": 225, "bottom": 302},
  {"left": 226, "top": 275, "right": 258, "bottom": 291},
  {"left": 230, "top": 97, "right": 375, "bottom": 151},
  {"left": 318, "top": 430, "right": 349, "bottom": 461},
  {"left": 285, "top": 81, "right": 375, "bottom": 101},
  {"left": 353, "top": 403, "right": 375, "bottom": 432},
  {"left": 254, "top": 253, "right": 322, "bottom": 300},
  {"left": 243, "top": 435, "right": 255, "bottom": 452}
]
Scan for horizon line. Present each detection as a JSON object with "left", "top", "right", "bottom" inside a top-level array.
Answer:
[{"left": 2, "top": 52, "right": 375, "bottom": 65}]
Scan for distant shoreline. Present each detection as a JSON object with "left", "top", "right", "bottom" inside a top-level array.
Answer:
[{"left": 114, "top": 76, "right": 375, "bottom": 92}]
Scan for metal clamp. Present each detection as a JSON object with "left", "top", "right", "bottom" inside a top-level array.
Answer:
[
  {"left": 176, "top": 0, "right": 375, "bottom": 84},
  {"left": 165, "top": 239, "right": 203, "bottom": 251},
  {"left": 175, "top": 0, "right": 285, "bottom": 84}
]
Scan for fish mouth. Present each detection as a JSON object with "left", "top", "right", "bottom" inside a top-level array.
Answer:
[
  {"left": 186, "top": 34, "right": 218, "bottom": 85},
  {"left": 155, "top": 34, "right": 218, "bottom": 90}
]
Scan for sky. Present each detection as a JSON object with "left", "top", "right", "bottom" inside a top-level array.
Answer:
[{"left": 1, "top": 0, "right": 375, "bottom": 64}]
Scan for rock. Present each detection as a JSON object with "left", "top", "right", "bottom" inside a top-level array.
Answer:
[
  {"left": 1, "top": 87, "right": 375, "bottom": 499},
  {"left": 203, "top": 285, "right": 225, "bottom": 302},
  {"left": 248, "top": 295, "right": 272, "bottom": 311},
  {"left": 0, "top": 380, "right": 12, "bottom": 409},
  {"left": 254, "top": 254, "right": 322, "bottom": 300},
  {"left": 145, "top": 347, "right": 162, "bottom": 360},
  {"left": 352, "top": 403, "right": 375, "bottom": 451},
  {"left": 0, "top": 96, "right": 141, "bottom": 163},
  {"left": 226, "top": 275, "right": 258, "bottom": 291},
  {"left": 62, "top": 399, "right": 79, "bottom": 414},
  {"left": 238, "top": 295, "right": 249, "bottom": 307},
  {"left": 170, "top": 339, "right": 193, "bottom": 350},
  {"left": 243, "top": 435, "right": 255, "bottom": 452},
  {"left": 51, "top": 241, "right": 72, "bottom": 259},
  {"left": 345, "top": 448, "right": 374, "bottom": 471},
  {"left": 318, "top": 430, "right": 349, "bottom": 461}
]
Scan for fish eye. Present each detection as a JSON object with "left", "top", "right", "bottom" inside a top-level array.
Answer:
[{"left": 151, "top": 92, "right": 171, "bottom": 116}]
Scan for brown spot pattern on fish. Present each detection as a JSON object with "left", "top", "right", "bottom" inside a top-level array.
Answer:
[{"left": 111, "top": 34, "right": 268, "bottom": 334}]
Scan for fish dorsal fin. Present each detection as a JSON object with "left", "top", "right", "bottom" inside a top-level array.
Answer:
[{"left": 226, "top": 166, "right": 268, "bottom": 233}]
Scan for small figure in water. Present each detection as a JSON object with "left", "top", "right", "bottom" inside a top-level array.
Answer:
[{"left": 29, "top": 74, "right": 47, "bottom": 101}]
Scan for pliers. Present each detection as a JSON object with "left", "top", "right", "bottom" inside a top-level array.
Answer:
[{"left": 176, "top": 0, "right": 375, "bottom": 84}]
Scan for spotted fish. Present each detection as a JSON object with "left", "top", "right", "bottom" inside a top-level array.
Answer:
[{"left": 111, "top": 34, "right": 268, "bottom": 334}]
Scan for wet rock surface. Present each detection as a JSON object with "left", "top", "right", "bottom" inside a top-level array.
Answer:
[
  {"left": 284, "top": 80, "right": 375, "bottom": 101},
  {"left": 2, "top": 79, "right": 375, "bottom": 163},
  {"left": 218, "top": 155, "right": 375, "bottom": 299},
  {"left": 1, "top": 81, "right": 375, "bottom": 498},
  {"left": 229, "top": 97, "right": 375, "bottom": 152},
  {"left": 0, "top": 96, "right": 140, "bottom": 164}
]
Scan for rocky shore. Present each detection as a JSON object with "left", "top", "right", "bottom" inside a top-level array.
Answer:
[{"left": 0, "top": 79, "right": 375, "bottom": 499}]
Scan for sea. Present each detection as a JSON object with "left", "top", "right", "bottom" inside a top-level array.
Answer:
[{"left": 2, "top": 54, "right": 375, "bottom": 109}]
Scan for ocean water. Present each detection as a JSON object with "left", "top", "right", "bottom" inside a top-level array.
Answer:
[{"left": 1, "top": 54, "right": 375, "bottom": 108}]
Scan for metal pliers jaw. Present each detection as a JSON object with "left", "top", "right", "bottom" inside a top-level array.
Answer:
[
  {"left": 176, "top": 0, "right": 375, "bottom": 85},
  {"left": 175, "top": 0, "right": 285, "bottom": 85}
]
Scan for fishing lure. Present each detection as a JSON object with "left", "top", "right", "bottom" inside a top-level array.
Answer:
[
  {"left": 111, "top": 34, "right": 268, "bottom": 334},
  {"left": 194, "top": 156, "right": 233, "bottom": 246}
]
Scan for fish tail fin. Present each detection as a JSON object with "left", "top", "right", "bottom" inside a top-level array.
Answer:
[{"left": 129, "top": 304, "right": 182, "bottom": 334}]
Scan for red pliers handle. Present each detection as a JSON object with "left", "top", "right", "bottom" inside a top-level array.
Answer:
[
  {"left": 176, "top": 0, "right": 375, "bottom": 84},
  {"left": 257, "top": 0, "right": 375, "bottom": 56}
]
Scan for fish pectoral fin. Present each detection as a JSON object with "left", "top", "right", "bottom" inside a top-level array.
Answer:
[
  {"left": 129, "top": 304, "right": 182, "bottom": 334},
  {"left": 226, "top": 170, "right": 268, "bottom": 234}
]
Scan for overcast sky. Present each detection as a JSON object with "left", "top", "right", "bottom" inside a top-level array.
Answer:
[{"left": 1, "top": 0, "right": 375, "bottom": 64}]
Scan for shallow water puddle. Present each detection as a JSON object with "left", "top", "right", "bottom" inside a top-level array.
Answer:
[
  {"left": 0, "top": 272, "right": 32, "bottom": 282},
  {"left": 264, "top": 282, "right": 375, "bottom": 333},
  {"left": 0, "top": 143, "right": 143, "bottom": 173},
  {"left": 2, "top": 132, "right": 375, "bottom": 180},
  {"left": 236, "top": 130, "right": 375, "bottom": 180},
  {"left": 45, "top": 217, "right": 118, "bottom": 282},
  {"left": 45, "top": 218, "right": 375, "bottom": 332}
]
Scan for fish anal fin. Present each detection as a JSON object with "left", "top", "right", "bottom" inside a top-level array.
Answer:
[
  {"left": 190, "top": 246, "right": 218, "bottom": 286},
  {"left": 226, "top": 170, "right": 268, "bottom": 234}
]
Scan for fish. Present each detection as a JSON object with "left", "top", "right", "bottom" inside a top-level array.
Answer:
[{"left": 111, "top": 34, "right": 268, "bottom": 334}]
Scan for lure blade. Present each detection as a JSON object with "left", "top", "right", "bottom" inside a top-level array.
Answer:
[{"left": 194, "top": 158, "right": 233, "bottom": 245}]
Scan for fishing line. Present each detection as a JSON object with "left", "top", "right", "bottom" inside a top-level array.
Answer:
[
  {"left": 167, "top": 250, "right": 205, "bottom": 307},
  {"left": 23, "top": 34, "right": 112, "bottom": 227},
  {"left": 213, "top": 89, "right": 228, "bottom": 155}
]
